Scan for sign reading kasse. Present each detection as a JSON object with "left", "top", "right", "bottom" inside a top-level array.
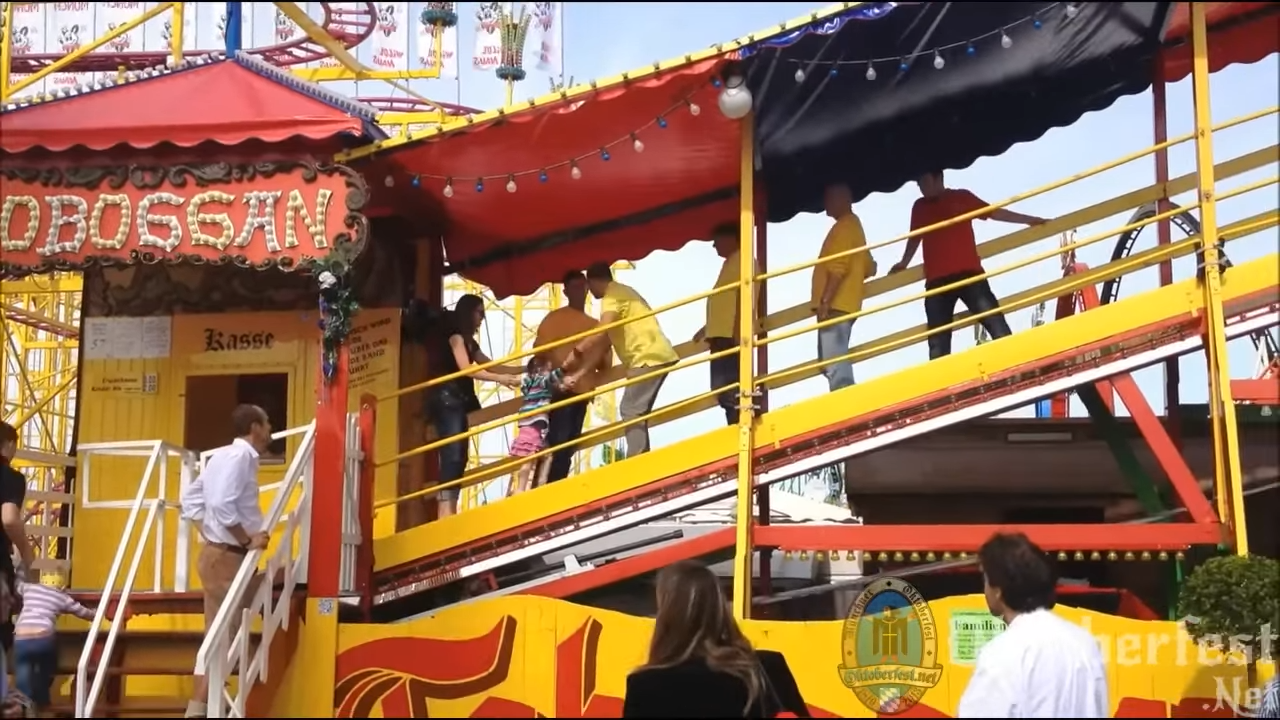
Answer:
[{"left": 0, "top": 165, "right": 353, "bottom": 268}]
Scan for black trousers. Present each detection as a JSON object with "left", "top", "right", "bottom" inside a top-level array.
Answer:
[
  {"left": 545, "top": 393, "right": 589, "bottom": 482},
  {"left": 707, "top": 337, "right": 739, "bottom": 426},
  {"left": 924, "top": 271, "right": 1012, "bottom": 360}
]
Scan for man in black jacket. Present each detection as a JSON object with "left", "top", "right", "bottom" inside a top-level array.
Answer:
[{"left": 0, "top": 421, "right": 35, "bottom": 661}]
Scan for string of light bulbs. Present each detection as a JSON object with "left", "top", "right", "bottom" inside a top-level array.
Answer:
[
  {"left": 409, "top": 90, "right": 708, "bottom": 197},
  {"left": 790, "top": 2, "right": 1080, "bottom": 83}
]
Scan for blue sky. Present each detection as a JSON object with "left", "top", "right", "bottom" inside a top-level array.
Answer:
[{"left": 406, "top": 3, "right": 1279, "bottom": 452}]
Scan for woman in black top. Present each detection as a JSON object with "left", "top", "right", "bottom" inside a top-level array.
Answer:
[
  {"left": 623, "top": 560, "right": 811, "bottom": 718},
  {"left": 428, "top": 294, "right": 522, "bottom": 519}
]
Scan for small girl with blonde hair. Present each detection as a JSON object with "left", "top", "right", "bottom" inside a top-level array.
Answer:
[{"left": 507, "top": 353, "right": 565, "bottom": 495}]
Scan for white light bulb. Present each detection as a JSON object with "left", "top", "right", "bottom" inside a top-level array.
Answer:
[
  {"left": 384, "top": 176, "right": 395, "bottom": 187},
  {"left": 933, "top": 52, "right": 945, "bottom": 70},
  {"left": 570, "top": 164, "right": 582, "bottom": 180},
  {"left": 1001, "top": 32, "right": 1012, "bottom": 49},
  {"left": 633, "top": 138, "right": 645, "bottom": 153},
  {"left": 865, "top": 64, "right": 877, "bottom": 81},
  {"left": 506, "top": 179, "right": 517, "bottom": 193},
  {"left": 794, "top": 67, "right": 805, "bottom": 83},
  {"left": 1065, "top": 3, "right": 1079, "bottom": 19},
  {"left": 443, "top": 183, "right": 454, "bottom": 198},
  {"left": 688, "top": 102, "right": 701, "bottom": 116}
]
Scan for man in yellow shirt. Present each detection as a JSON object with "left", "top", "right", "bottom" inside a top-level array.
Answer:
[
  {"left": 812, "top": 184, "right": 877, "bottom": 392},
  {"left": 568, "top": 263, "right": 678, "bottom": 456},
  {"left": 692, "top": 222, "right": 761, "bottom": 426},
  {"left": 533, "top": 271, "right": 612, "bottom": 483}
]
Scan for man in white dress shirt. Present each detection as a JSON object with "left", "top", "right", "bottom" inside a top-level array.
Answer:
[
  {"left": 185, "top": 404, "right": 271, "bottom": 719},
  {"left": 957, "top": 532, "right": 1110, "bottom": 718}
]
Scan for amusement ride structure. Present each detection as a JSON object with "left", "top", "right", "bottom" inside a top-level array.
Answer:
[{"left": 1, "top": 1, "right": 1278, "bottom": 718}]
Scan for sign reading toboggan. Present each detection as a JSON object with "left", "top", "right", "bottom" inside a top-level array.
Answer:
[{"left": 0, "top": 161, "right": 368, "bottom": 277}]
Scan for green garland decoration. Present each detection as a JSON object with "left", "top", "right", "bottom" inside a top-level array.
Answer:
[{"left": 306, "top": 240, "right": 362, "bottom": 384}]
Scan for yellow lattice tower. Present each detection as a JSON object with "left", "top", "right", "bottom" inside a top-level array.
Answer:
[
  {"left": 443, "top": 263, "right": 631, "bottom": 509},
  {"left": 1, "top": 272, "right": 81, "bottom": 580}
]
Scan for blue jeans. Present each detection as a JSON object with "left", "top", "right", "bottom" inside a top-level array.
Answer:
[
  {"left": 14, "top": 633, "right": 58, "bottom": 706},
  {"left": 431, "top": 406, "right": 469, "bottom": 503},
  {"left": 817, "top": 318, "right": 855, "bottom": 392}
]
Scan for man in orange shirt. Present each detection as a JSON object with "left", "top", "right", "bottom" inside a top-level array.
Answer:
[
  {"left": 890, "top": 170, "right": 1047, "bottom": 360},
  {"left": 534, "top": 271, "right": 612, "bottom": 483}
]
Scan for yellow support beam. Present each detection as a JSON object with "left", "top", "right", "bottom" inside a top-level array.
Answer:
[
  {"left": 1188, "top": 4, "right": 1248, "bottom": 554},
  {"left": 275, "top": 0, "right": 443, "bottom": 99},
  {"left": 1, "top": 2, "right": 14, "bottom": 100},
  {"left": 373, "top": 254, "right": 1279, "bottom": 571},
  {"left": 4, "top": 2, "right": 178, "bottom": 99},
  {"left": 732, "top": 116, "right": 756, "bottom": 621}
]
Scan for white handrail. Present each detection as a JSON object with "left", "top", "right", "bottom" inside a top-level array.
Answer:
[
  {"left": 199, "top": 421, "right": 318, "bottom": 719},
  {"left": 72, "top": 425, "right": 317, "bottom": 719},
  {"left": 74, "top": 439, "right": 195, "bottom": 718}
]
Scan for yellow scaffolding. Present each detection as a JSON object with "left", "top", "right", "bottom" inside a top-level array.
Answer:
[{"left": 1, "top": 273, "right": 82, "bottom": 579}]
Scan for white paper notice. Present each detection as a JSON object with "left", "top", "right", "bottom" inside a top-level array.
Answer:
[
  {"left": 109, "top": 318, "right": 144, "bottom": 360},
  {"left": 140, "top": 317, "right": 173, "bottom": 359},
  {"left": 82, "top": 318, "right": 113, "bottom": 360}
]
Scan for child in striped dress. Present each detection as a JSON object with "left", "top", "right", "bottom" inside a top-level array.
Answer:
[
  {"left": 13, "top": 580, "right": 98, "bottom": 709},
  {"left": 507, "top": 354, "right": 565, "bottom": 496}
]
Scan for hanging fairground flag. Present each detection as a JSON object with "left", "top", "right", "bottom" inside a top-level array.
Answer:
[
  {"left": 47, "top": 1, "right": 95, "bottom": 89},
  {"left": 371, "top": 2, "right": 410, "bottom": 71},
  {"left": 416, "top": 11, "right": 459, "bottom": 78},
  {"left": 472, "top": 1, "right": 503, "bottom": 70},
  {"left": 5, "top": 1, "right": 49, "bottom": 99},
  {"left": 142, "top": 0, "right": 197, "bottom": 56},
  {"left": 527, "top": 1, "right": 562, "bottom": 75}
]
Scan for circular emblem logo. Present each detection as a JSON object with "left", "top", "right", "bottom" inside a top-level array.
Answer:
[{"left": 838, "top": 577, "right": 943, "bottom": 714}]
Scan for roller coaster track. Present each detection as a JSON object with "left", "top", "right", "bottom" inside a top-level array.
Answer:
[
  {"left": 7, "top": 2, "right": 376, "bottom": 76},
  {"left": 1100, "top": 201, "right": 1278, "bottom": 367}
]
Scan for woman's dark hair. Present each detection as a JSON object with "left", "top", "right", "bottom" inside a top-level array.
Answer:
[
  {"left": 0, "top": 421, "right": 16, "bottom": 446},
  {"left": 644, "top": 561, "right": 763, "bottom": 714},
  {"left": 453, "top": 294, "right": 486, "bottom": 333},
  {"left": 978, "top": 532, "right": 1057, "bottom": 613}
]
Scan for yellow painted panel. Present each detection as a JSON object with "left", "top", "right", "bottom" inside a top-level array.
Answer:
[
  {"left": 374, "top": 254, "right": 1280, "bottom": 571},
  {"left": 308, "top": 594, "right": 1276, "bottom": 717},
  {"left": 72, "top": 309, "right": 403, "bottom": 590}
]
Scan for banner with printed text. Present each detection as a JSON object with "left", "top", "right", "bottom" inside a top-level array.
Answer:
[
  {"left": 527, "top": 1, "right": 562, "bottom": 76},
  {"left": 472, "top": 1, "right": 502, "bottom": 71}
]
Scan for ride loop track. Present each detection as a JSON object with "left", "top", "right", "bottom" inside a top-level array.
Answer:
[{"left": 5, "top": 1, "right": 465, "bottom": 116}]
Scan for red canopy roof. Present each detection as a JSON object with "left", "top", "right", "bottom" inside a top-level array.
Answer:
[
  {"left": 1161, "top": 2, "right": 1279, "bottom": 82},
  {"left": 0, "top": 55, "right": 378, "bottom": 155},
  {"left": 377, "top": 58, "right": 738, "bottom": 299},
  {"left": 363, "top": 3, "right": 1278, "bottom": 300}
]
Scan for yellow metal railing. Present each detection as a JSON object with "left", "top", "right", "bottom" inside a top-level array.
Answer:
[
  {"left": 371, "top": 111, "right": 1277, "bottom": 514},
  {"left": 371, "top": 17, "right": 1270, "bottom": 590},
  {"left": 0, "top": 2, "right": 186, "bottom": 103}
]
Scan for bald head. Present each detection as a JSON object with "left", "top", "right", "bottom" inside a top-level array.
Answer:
[{"left": 823, "top": 184, "right": 853, "bottom": 219}]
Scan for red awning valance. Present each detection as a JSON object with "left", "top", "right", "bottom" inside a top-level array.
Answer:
[{"left": 0, "top": 55, "right": 376, "bottom": 154}]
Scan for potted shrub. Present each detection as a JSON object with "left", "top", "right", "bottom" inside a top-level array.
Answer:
[{"left": 1177, "top": 554, "right": 1280, "bottom": 690}]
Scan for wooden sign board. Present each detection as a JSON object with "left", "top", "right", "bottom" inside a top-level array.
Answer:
[{"left": 0, "top": 161, "right": 368, "bottom": 277}]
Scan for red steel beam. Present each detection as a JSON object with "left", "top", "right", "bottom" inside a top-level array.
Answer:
[
  {"left": 1077, "top": 282, "right": 1219, "bottom": 525},
  {"left": 754, "top": 522, "right": 1225, "bottom": 552},
  {"left": 1231, "top": 378, "right": 1280, "bottom": 404},
  {"left": 524, "top": 528, "right": 736, "bottom": 599}
]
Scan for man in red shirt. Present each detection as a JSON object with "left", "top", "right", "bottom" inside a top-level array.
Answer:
[{"left": 890, "top": 170, "right": 1047, "bottom": 359}]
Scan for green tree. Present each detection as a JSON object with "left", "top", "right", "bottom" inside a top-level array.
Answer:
[{"left": 1177, "top": 554, "right": 1280, "bottom": 690}]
